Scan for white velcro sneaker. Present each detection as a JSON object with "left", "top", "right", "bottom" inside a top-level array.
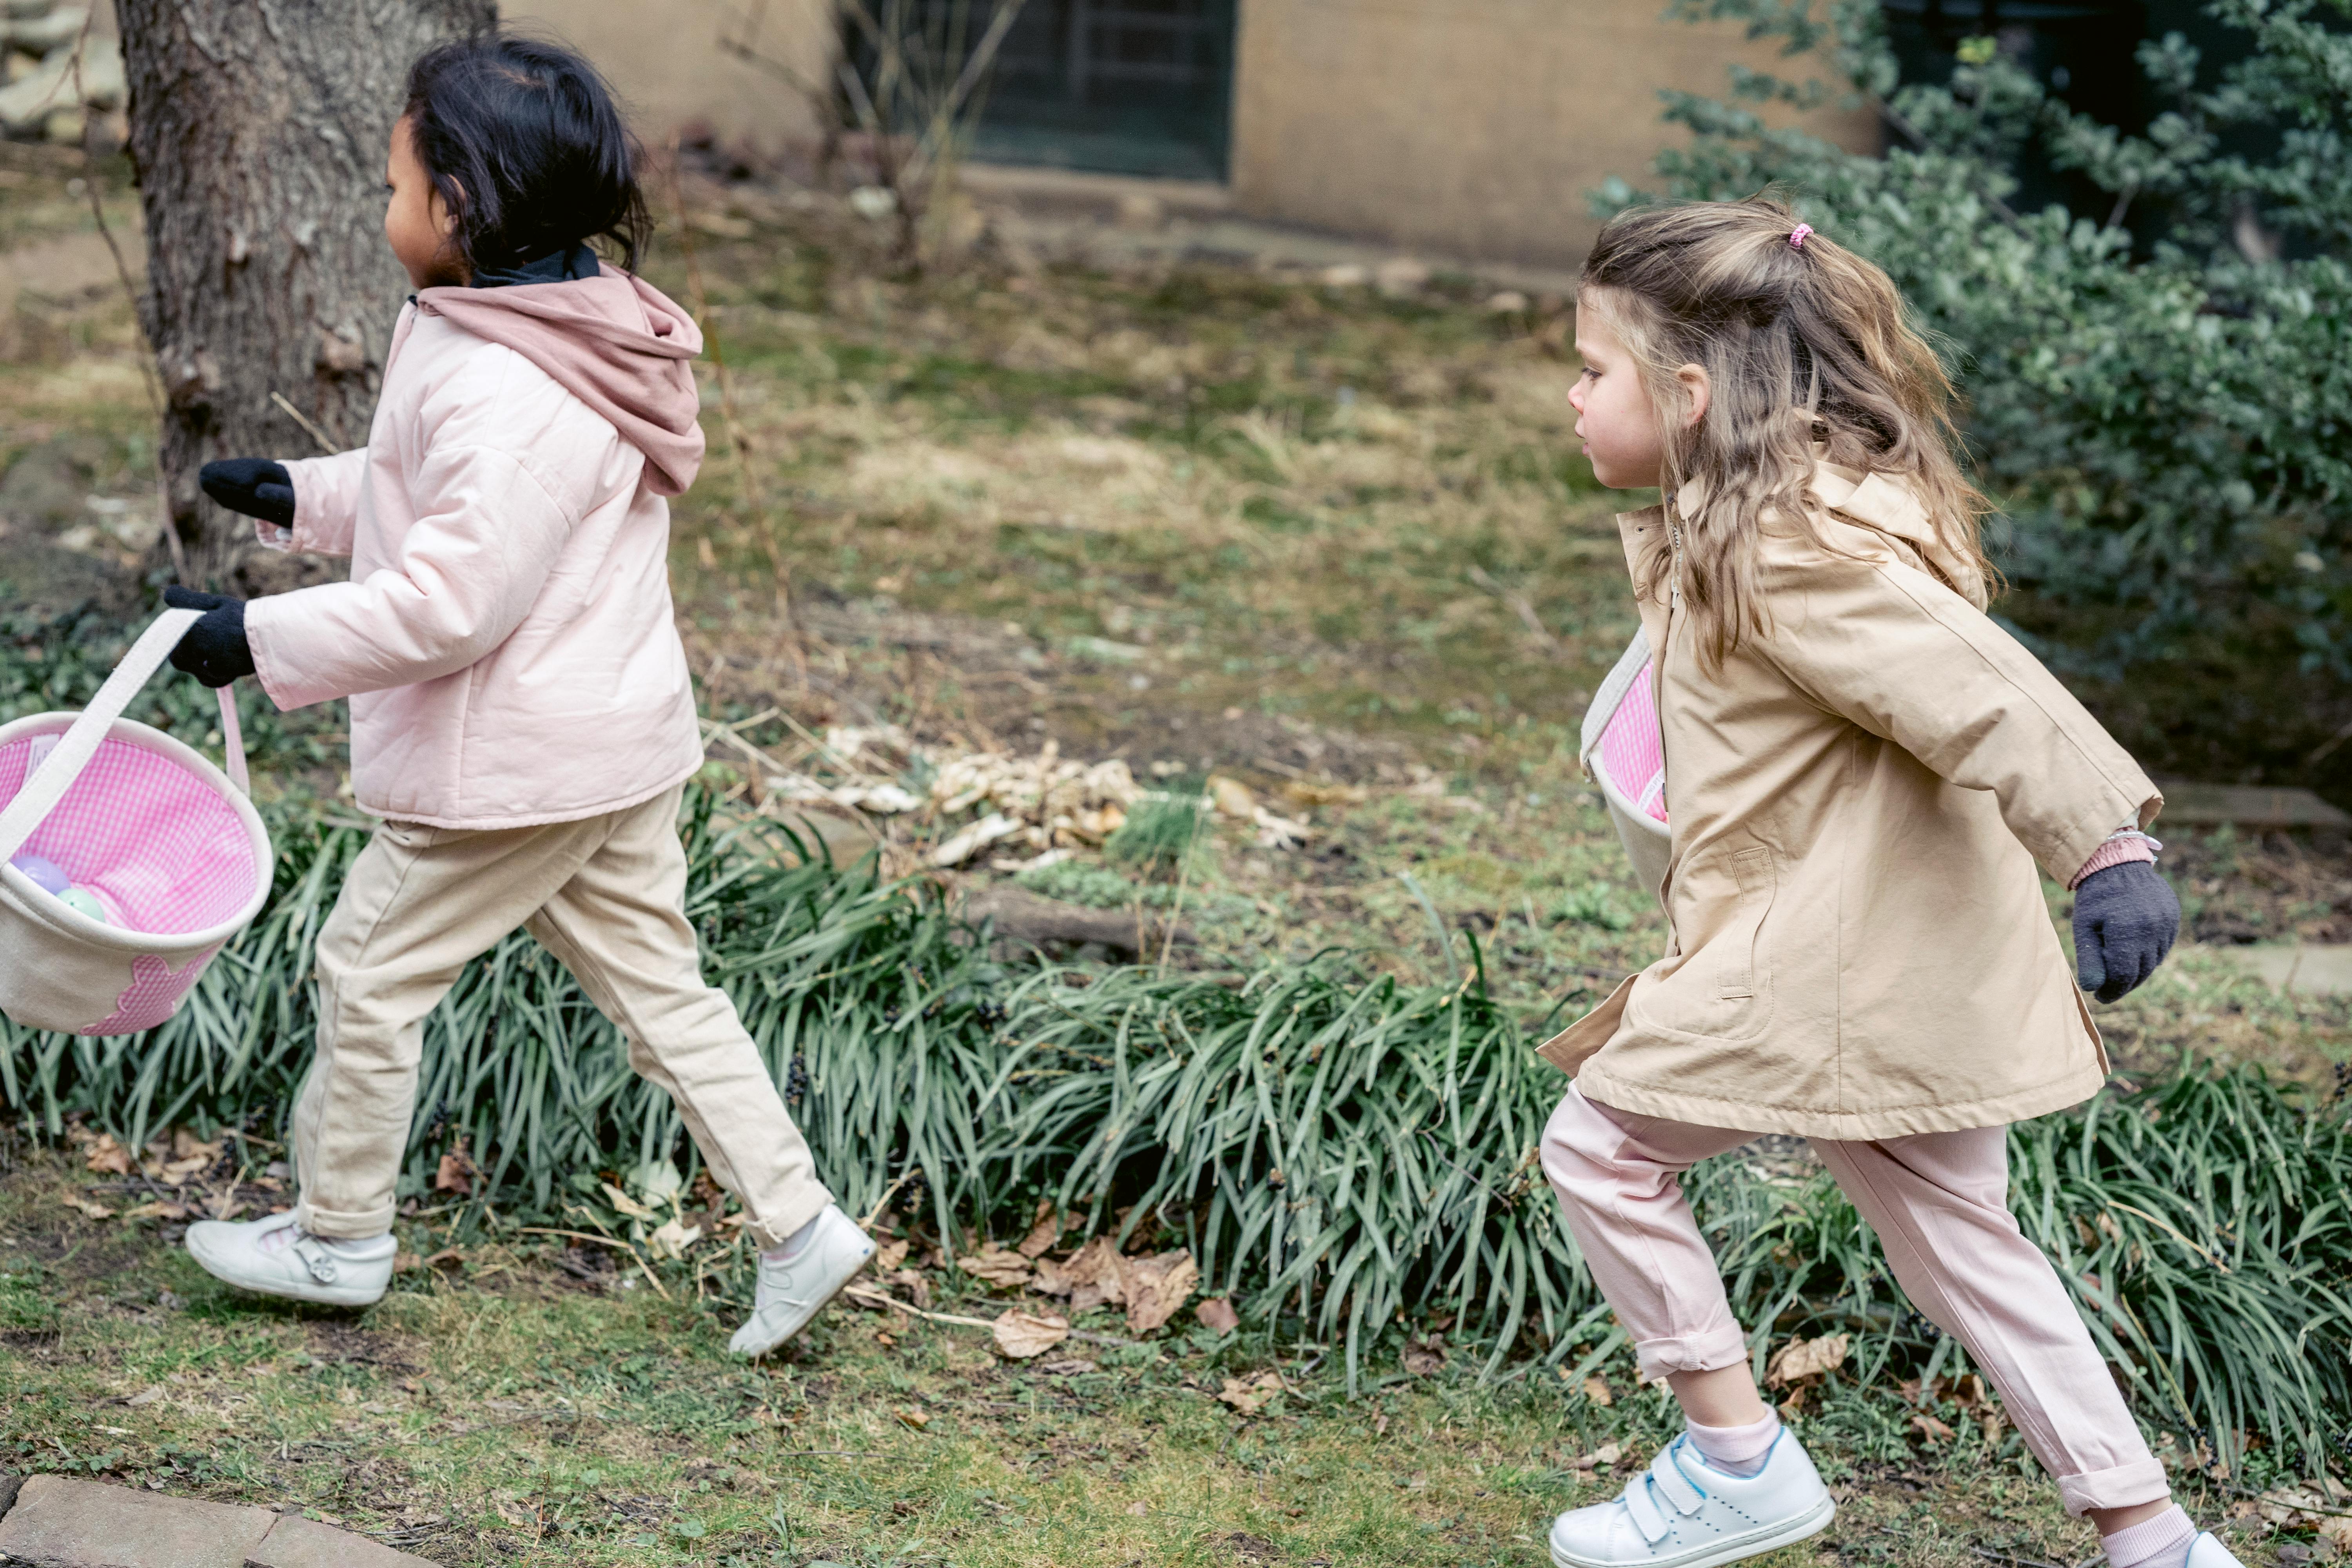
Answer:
[{"left": 1548, "top": 1431, "right": 1836, "bottom": 1568}]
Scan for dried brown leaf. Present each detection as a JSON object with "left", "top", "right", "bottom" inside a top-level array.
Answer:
[
  {"left": 895, "top": 1408, "right": 931, "bottom": 1430},
  {"left": 1909, "top": 1412, "right": 1955, "bottom": 1444},
  {"left": 169, "top": 1128, "right": 221, "bottom": 1163},
  {"left": 956, "top": 1244, "right": 1034, "bottom": 1288},
  {"left": 1118, "top": 1249, "right": 1198, "bottom": 1335},
  {"left": 1016, "top": 1203, "right": 1063, "bottom": 1259},
  {"left": 1194, "top": 1297, "right": 1240, "bottom": 1334},
  {"left": 991, "top": 1309, "right": 1071, "bottom": 1359},
  {"left": 82, "top": 1134, "right": 131, "bottom": 1175},
  {"left": 1058, "top": 1236, "right": 1125, "bottom": 1310},
  {"left": 62, "top": 1197, "right": 113, "bottom": 1221},
  {"left": 1570, "top": 1443, "right": 1623, "bottom": 1470},
  {"left": 1580, "top": 1375, "right": 1613, "bottom": 1407},
  {"left": 436, "top": 1152, "right": 478, "bottom": 1196},
  {"left": 1401, "top": 1335, "right": 1446, "bottom": 1376},
  {"left": 873, "top": 1238, "right": 910, "bottom": 1272},
  {"left": 1216, "top": 1370, "right": 1285, "bottom": 1415},
  {"left": 1764, "top": 1332, "right": 1850, "bottom": 1387}
]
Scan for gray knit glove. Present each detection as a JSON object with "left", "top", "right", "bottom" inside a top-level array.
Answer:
[{"left": 2072, "top": 862, "right": 2180, "bottom": 1003}]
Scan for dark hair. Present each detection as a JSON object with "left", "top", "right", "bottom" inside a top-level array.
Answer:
[{"left": 402, "top": 33, "right": 651, "bottom": 276}]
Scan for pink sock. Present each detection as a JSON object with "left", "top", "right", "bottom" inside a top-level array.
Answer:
[
  {"left": 2101, "top": 1505, "right": 2194, "bottom": 1568},
  {"left": 1684, "top": 1410, "right": 1780, "bottom": 1477}
]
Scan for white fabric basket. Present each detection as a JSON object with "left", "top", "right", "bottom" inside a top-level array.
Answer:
[
  {"left": 0, "top": 610, "right": 271, "bottom": 1036},
  {"left": 1580, "top": 628, "right": 1671, "bottom": 906}
]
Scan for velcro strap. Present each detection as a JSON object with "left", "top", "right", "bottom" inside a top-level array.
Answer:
[
  {"left": 1649, "top": 1445, "right": 1707, "bottom": 1515},
  {"left": 293, "top": 1238, "right": 339, "bottom": 1285},
  {"left": 1621, "top": 1474, "right": 1669, "bottom": 1543}
]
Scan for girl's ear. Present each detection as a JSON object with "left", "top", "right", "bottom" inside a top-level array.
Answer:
[
  {"left": 1675, "top": 363, "right": 1711, "bottom": 429},
  {"left": 431, "top": 177, "right": 463, "bottom": 239}
]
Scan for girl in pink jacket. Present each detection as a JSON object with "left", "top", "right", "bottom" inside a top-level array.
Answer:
[
  {"left": 1537, "top": 199, "right": 2231, "bottom": 1568},
  {"left": 163, "top": 34, "right": 871, "bottom": 1356}
]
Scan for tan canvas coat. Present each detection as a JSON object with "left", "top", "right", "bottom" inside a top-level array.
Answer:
[{"left": 1541, "top": 463, "right": 2161, "bottom": 1139}]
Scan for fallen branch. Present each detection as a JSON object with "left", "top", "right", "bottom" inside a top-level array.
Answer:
[
  {"left": 963, "top": 884, "right": 1194, "bottom": 960},
  {"left": 842, "top": 1283, "right": 1140, "bottom": 1347},
  {"left": 514, "top": 1226, "right": 671, "bottom": 1300}
]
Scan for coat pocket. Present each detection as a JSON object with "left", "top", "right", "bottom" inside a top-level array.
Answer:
[{"left": 1713, "top": 846, "right": 1777, "bottom": 1002}]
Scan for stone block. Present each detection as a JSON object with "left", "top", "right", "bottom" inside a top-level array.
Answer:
[
  {"left": 0, "top": 1475, "right": 274, "bottom": 1568},
  {"left": 2216, "top": 942, "right": 2352, "bottom": 996},
  {"left": 246, "top": 1512, "right": 442, "bottom": 1568}
]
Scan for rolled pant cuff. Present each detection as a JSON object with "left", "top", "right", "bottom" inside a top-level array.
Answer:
[
  {"left": 1633, "top": 1327, "right": 1752, "bottom": 1382},
  {"left": 744, "top": 1183, "right": 836, "bottom": 1253},
  {"left": 293, "top": 1198, "right": 394, "bottom": 1240},
  {"left": 2056, "top": 1458, "right": 2170, "bottom": 1517}
]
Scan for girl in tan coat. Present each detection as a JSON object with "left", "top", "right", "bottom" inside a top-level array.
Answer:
[{"left": 1536, "top": 199, "right": 2227, "bottom": 1568}]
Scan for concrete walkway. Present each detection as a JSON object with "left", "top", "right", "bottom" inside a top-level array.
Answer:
[
  {"left": 2213, "top": 944, "right": 2352, "bottom": 996},
  {"left": 0, "top": 1474, "right": 439, "bottom": 1568}
]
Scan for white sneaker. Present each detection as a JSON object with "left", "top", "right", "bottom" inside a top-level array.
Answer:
[
  {"left": 728, "top": 1204, "right": 875, "bottom": 1358},
  {"left": 2186, "top": 1534, "right": 2245, "bottom": 1568},
  {"left": 185, "top": 1210, "right": 395, "bottom": 1307},
  {"left": 1548, "top": 1431, "right": 1836, "bottom": 1568}
]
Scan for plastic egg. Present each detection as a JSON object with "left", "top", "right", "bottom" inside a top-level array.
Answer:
[
  {"left": 8, "top": 853, "right": 70, "bottom": 896},
  {"left": 56, "top": 888, "right": 111, "bottom": 926}
]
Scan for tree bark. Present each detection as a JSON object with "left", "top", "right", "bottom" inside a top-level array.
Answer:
[{"left": 116, "top": 0, "right": 495, "bottom": 588}]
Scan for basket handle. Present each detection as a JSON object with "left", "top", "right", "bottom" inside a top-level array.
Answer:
[{"left": 0, "top": 607, "right": 246, "bottom": 868}]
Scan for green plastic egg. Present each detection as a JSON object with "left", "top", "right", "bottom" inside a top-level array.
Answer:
[{"left": 56, "top": 887, "right": 110, "bottom": 925}]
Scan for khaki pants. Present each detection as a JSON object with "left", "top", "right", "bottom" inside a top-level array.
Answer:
[
  {"left": 1541, "top": 1085, "right": 2169, "bottom": 1518},
  {"left": 290, "top": 784, "right": 830, "bottom": 1250}
]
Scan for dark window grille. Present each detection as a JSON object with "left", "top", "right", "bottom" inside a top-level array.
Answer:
[{"left": 848, "top": 0, "right": 1236, "bottom": 181}]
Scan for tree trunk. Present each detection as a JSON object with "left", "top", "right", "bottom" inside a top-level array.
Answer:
[{"left": 116, "top": 0, "right": 495, "bottom": 589}]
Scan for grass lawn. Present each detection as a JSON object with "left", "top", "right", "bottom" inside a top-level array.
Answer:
[
  {"left": 3, "top": 145, "right": 2348, "bottom": 1566},
  {"left": 2, "top": 1144, "right": 2230, "bottom": 1568}
]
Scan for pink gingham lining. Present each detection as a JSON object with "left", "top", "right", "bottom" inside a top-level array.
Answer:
[
  {"left": 87, "top": 947, "right": 223, "bottom": 1035},
  {"left": 0, "top": 726, "right": 260, "bottom": 936},
  {"left": 1595, "top": 656, "right": 1670, "bottom": 824}
]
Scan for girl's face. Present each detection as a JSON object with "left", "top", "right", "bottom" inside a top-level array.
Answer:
[
  {"left": 384, "top": 116, "right": 463, "bottom": 289},
  {"left": 1569, "top": 298, "right": 1709, "bottom": 490}
]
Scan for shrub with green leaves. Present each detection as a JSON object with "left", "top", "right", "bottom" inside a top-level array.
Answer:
[{"left": 1605, "top": 0, "right": 2352, "bottom": 675}]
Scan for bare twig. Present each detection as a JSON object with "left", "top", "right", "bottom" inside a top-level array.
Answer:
[
  {"left": 842, "top": 1283, "right": 1140, "bottom": 1347},
  {"left": 269, "top": 391, "right": 338, "bottom": 455},
  {"left": 514, "top": 1226, "right": 672, "bottom": 1300},
  {"left": 1466, "top": 564, "right": 1560, "bottom": 652},
  {"left": 2304, "top": 714, "right": 2352, "bottom": 767},
  {"left": 857, "top": 1167, "right": 922, "bottom": 1231}
]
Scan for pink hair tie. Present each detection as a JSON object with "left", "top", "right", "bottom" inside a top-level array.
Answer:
[{"left": 1789, "top": 223, "right": 1814, "bottom": 250}]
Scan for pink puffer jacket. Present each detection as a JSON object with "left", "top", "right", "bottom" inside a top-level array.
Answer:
[{"left": 243, "top": 268, "right": 707, "bottom": 830}]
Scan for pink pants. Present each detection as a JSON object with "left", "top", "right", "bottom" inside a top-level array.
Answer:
[{"left": 1540, "top": 1085, "right": 2169, "bottom": 1516}]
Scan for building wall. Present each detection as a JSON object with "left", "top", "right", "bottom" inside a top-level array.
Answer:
[
  {"left": 507, "top": 0, "right": 1873, "bottom": 269},
  {"left": 503, "top": 0, "right": 834, "bottom": 152},
  {"left": 1229, "top": 0, "right": 1878, "bottom": 267}
]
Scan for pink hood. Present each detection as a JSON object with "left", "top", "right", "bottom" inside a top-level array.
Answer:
[{"left": 414, "top": 265, "right": 706, "bottom": 496}]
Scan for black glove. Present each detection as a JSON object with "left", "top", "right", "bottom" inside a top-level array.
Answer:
[
  {"left": 2072, "top": 860, "right": 2180, "bottom": 1003},
  {"left": 163, "top": 586, "right": 255, "bottom": 688},
  {"left": 199, "top": 458, "right": 296, "bottom": 528}
]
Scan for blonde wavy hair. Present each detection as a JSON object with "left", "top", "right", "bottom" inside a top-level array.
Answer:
[{"left": 1581, "top": 194, "right": 1994, "bottom": 668}]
